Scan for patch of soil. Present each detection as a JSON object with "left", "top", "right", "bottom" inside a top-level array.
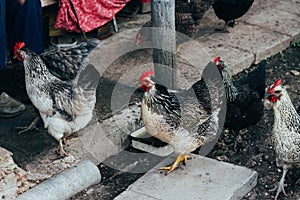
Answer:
[{"left": 71, "top": 42, "right": 300, "bottom": 200}]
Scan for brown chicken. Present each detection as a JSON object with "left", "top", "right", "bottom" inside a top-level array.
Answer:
[{"left": 265, "top": 79, "right": 300, "bottom": 200}]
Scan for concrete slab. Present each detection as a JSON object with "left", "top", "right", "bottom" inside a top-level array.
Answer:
[
  {"left": 274, "top": 0, "right": 300, "bottom": 16},
  {"left": 114, "top": 154, "right": 258, "bottom": 200},
  {"left": 245, "top": 8, "right": 300, "bottom": 41},
  {"left": 178, "top": 38, "right": 254, "bottom": 76},
  {"left": 200, "top": 23, "right": 291, "bottom": 65},
  {"left": 114, "top": 190, "right": 159, "bottom": 200},
  {"left": 66, "top": 106, "right": 141, "bottom": 164},
  {"left": 244, "top": 0, "right": 281, "bottom": 17}
]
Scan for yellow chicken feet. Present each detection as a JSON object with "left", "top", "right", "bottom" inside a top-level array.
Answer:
[
  {"left": 159, "top": 154, "right": 191, "bottom": 174},
  {"left": 17, "top": 116, "right": 40, "bottom": 134}
]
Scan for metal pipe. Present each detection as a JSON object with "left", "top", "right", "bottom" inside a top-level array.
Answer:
[{"left": 17, "top": 160, "right": 101, "bottom": 200}]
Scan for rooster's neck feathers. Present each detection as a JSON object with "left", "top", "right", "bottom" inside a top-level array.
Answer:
[
  {"left": 143, "top": 84, "right": 181, "bottom": 128},
  {"left": 23, "top": 48, "right": 52, "bottom": 81},
  {"left": 221, "top": 67, "right": 238, "bottom": 102},
  {"left": 273, "top": 88, "right": 300, "bottom": 133}
]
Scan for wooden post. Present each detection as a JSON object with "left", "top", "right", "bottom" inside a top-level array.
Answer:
[{"left": 151, "top": 0, "right": 176, "bottom": 89}]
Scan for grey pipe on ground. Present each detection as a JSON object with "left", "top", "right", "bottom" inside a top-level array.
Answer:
[{"left": 17, "top": 160, "right": 101, "bottom": 200}]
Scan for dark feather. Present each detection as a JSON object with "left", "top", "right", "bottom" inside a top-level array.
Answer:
[
  {"left": 175, "top": 0, "right": 217, "bottom": 37},
  {"left": 146, "top": 83, "right": 182, "bottom": 129},
  {"left": 222, "top": 60, "right": 266, "bottom": 131},
  {"left": 212, "top": 0, "right": 254, "bottom": 25},
  {"left": 41, "top": 38, "right": 100, "bottom": 81}
]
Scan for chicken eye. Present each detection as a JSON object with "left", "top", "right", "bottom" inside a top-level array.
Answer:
[
  {"left": 274, "top": 90, "right": 281, "bottom": 94},
  {"left": 143, "top": 79, "right": 151, "bottom": 85}
]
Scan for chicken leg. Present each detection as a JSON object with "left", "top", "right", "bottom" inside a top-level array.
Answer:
[
  {"left": 17, "top": 116, "right": 40, "bottom": 134},
  {"left": 59, "top": 138, "right": 67, "bottom": 157},
  {"left": 214, "top": 20, "right": 235, "bottom": 33},
  {"left": 159, "top": 154, "right": 191, "bottom": 174},
  {"left": 274, "top": 165, "right": 288, "bottom": 200}
]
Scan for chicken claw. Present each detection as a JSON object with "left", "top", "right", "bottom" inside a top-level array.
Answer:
[
  {"left": 160, "top": 154, "right": 191, "bottom": 174},
  {"left": 17, "top": 116, "right": 40, "bottom": 134},
  {"left": 269, "top": 166, "right": 288, "bottom": 200},
  {"left": 58, "top": 138, "right": 68, "bottom": 157}
]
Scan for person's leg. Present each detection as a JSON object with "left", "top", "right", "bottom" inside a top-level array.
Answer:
[
  {"left": 0, "top": 0, "right": 6, "bottom": 68},
  {"left": 0, "top": 0, "right": 29, "bottom": 118},
  {"left": 6, "top": 0, "right": 43, "bottom": 55}
]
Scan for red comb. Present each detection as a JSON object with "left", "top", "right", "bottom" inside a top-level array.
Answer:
[
  {"left": 139, "top": 69, "right": 154, "bottom": 81},
  {"left": 13, "top": 42, "right": 25, "bottom": 54},
  {"left": 213, "top": 56, "right": 221, "bottom": 64},
  {"left": 268, "top": 78, "right": 282, "bottom": 94}
]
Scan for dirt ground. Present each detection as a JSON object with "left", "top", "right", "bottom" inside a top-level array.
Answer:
[{"left": 69, "top": 41, "right": 300, "bottom": 200}]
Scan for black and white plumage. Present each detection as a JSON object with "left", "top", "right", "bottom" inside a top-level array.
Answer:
[
  {"left": 212, "top": 0, "right": 254, "bottom": 32},
  {"left": 175, "top": 0, "right": 218, "bottom": 37},
  {"left": 13, "top": 39, "right": 100, "bottom": 156},
  {"left": 265, "top": 79, "right": 300, "bottom": 200},
  {"left": 214, "top": 57, "right": 266, "bottom": 149},
  {"left": 139, "top": 62, "right": 225, "bottom": 174},
  {"left": 41, "top": 39, "right": 100, "bottom": 81}
]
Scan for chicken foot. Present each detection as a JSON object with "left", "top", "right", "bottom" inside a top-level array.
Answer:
[
  {"left": 233, "top": 130, "right": 241, "bottom": 152},
  {"left": 214, "top": 20, "right": 235, "bottom": 33},
  {"left": 159, "top": 154, "right": 191, "bottom": 174},
  {"left": 17, "top": 116, "right": 40, "bottom": 134},
  {"left": 269, "top": 165, "right": 288, "bottom": 200},
  {"left": 59, "top": 138, "right": 67, "bottom": 157}
]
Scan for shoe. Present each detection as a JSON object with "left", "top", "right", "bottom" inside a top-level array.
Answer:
[
  {"left": 0, "top": 92, "right": 26, "bottom": 118},
  {"left": 96, "top": 23, "right": 113, "bottom": 40}
]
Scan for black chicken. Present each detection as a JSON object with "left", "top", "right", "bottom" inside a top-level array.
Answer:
[
  {"left": 214, "top": 57, "right": 266, "bottom": 150},
  {"left": 212, "top": 0, "right": 254, "bottom": 32}
]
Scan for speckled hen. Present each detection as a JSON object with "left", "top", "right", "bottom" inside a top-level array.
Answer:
[
  {"left": 139, "top": 62, "right": 225, "bottom": 174},
  {"left": 13, "top": 39, "right": 100, "bottom": 156},
  {"left": 265, "top": 79, "right": 300, "bottom": 200}
]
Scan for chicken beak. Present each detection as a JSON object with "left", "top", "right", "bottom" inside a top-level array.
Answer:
[{"left": 265, "top": 93, "right": 272, "bottom": 98}]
